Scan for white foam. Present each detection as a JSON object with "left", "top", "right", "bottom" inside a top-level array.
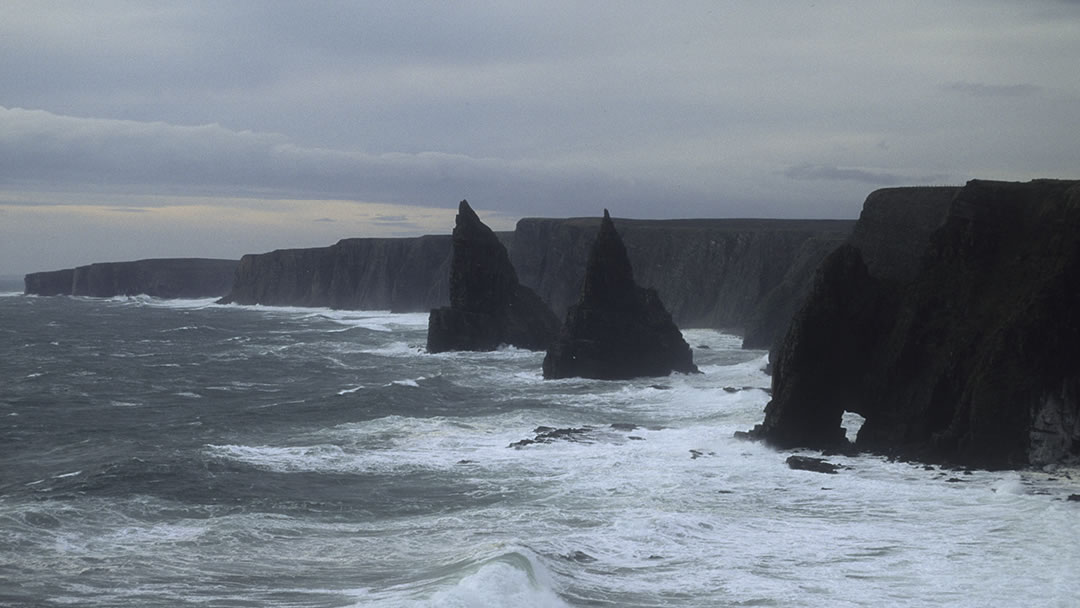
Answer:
[
  {"left": 389, "top": 378, "right": 422, "bottom": 388},
  {"left": 422, "top": 550, "right": 569, "bottom": 608}
]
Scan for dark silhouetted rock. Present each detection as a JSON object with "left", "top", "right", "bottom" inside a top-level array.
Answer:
[
  {"left": 427, "top": 201, "right": 560, "bottom": 353},
  {"left": 748, "top": 180, "right": 1080, "bottom": 469},
  {"left": 543, "top": 210, "right": 698, "bottom": 380},
  {"left": 25, "top": 259, "right": 237, "bottom": 298},
  {"left": 786, "top": 455, "right": 842, "bottom": 474}
]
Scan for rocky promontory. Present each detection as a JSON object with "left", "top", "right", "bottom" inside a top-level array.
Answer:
[
  {"left": 749, "top": 180, "right": 1080, "bottom": 469},
  {"left": 24, "top": 258, "right": 238, "bottom": 298},
  {"left": 543, "top": 210, "right": 698, "bottom": 380},
  {"left": 427, "top": 201, "right": 560, "bottom": 352}
]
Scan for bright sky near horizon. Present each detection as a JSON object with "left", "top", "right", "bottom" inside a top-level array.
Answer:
[{"left": 2, "top": 2, "right": 1078, "bottom": 275}]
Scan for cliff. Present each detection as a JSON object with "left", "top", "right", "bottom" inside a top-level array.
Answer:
[
  {"left": 24, "top": 259, "right": 238, "bottom": 298},
  {"left": 218, "top": 236, "right": 454, "bottom": 312},
  {"left": 543, "top": 210, "right": 698, "bottom": 379},
  {"left": 217, "top": 217, "right": 851, "bottom": 340},
  {"left": 750, "top": 180, "right": 1080, "bottom": 469},
  {"left": 510, "top": 217, "right": 852, "bottom": 347},
  {"left": 428, "top": 201, "right": 559, "bottom": 352}
]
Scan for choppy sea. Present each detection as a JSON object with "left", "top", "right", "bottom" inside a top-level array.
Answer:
[{"left": 1, "top": 292, "right": 1077, "bottom": 607}]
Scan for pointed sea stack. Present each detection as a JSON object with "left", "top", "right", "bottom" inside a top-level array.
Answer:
[
  {"left": 427, "top": 200, "right": 560, "bottom": 353},
  {"left": 543, "top": 210, "right": 698, "bottom": 379}
]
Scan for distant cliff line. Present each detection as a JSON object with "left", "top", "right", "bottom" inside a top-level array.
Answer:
[
  {"left": 24, "top": 258, "right": 238, "bottom": 299},
  {"left": 23, "top": 217, "right": 855, "bottom": 348},
  {"left": 214, "top": 216, "right": 854, "bottom": 347}
]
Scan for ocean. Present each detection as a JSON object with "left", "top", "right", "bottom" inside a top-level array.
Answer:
[{"left": 1, "top": 292, "right": 1077, "bottom": 607}]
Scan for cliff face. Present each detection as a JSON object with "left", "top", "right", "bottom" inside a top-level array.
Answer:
[
  {"left": 219, "top": 236, "right": 453, "bottom": 312},
  {"left": 543, "top": 210, "right": 698, "bottom": 379},
  {"left": 217, "top": 218, "right": 849, "bottom": 339},
  {"left": 24, "top": 268, "right": 76, "bottom": 296},
  {"left": 752, "top": 180, "right": 1080, "bottom": 469},
  {"left": 511, "top": 217, "right": 852, "bottom": 346},
  {"left": 24, "top": 259, "right": 237, "bottom": 298},
  {"left": 427, "top": 201, "right": 559, "bottom": 352}
]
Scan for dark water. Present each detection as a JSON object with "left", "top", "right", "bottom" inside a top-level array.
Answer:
[{"left": 1, "top": 293, "right": 1077, "bottom": 607}]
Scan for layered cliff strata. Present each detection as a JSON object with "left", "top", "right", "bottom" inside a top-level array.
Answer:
[
  {"left": 427, "top": 201, "right": 560, "bottom": 352},
  {"left": 750, "top": 180, "right": 1080, "bottom": 469},
  {"left": 218, "top": 235, "right": 453, "bottom": 312},
  {"left": 543, "top": 210, "right": 698, "bottom": 380},
  {"left": 24, "top": 259, "right": 238, "bottom": 298}
]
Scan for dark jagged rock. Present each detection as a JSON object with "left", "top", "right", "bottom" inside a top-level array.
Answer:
[
  {"left": 543, "top": 210, "right": 699, "bottom": 380},
  {"left": 508, "top": 426, "right": 595, "bottom": 448},
  {"left": 24, "top": 259, "right": 237, "bottom": 298},
  {"left": 749, "top": 180, "right": 1080, "bottom": 469},
  {"left": 786, "top": 455, "right": 842, "bottom": 474},
  {"left": 511, "top": 217, "right": 852, "bottom": 346},
  {"left": 427, "top": 201, "right": 560, "bottom": 353},
  {"left": 218, "top": 235, "right": 453, "bottom": 312}
]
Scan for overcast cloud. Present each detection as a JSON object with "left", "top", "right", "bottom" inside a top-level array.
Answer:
[{"left": 2, "top": 1, "right": 1078, "bottom": 275}]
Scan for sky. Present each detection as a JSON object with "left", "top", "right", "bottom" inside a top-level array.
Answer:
[{"left": 2, "top": 2, "right": 1079, "bottom": 276}]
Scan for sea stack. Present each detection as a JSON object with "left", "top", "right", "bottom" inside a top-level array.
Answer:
[
  {"left": 543, "top": 210, "right": 698, "bottom": 380},
  {"left": 427, "top": 200, "right": 560, "bottom": 353}
]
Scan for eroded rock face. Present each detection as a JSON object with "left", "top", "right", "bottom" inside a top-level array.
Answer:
[
  {"left": 427, "top": 200, "right": 559, "bottom": 353},
  {"left": 750, "top": 180, "right": 1080, "bottom": 469},
  {"left": 543, "top": 210, "right": 698, "bottom": 380}
]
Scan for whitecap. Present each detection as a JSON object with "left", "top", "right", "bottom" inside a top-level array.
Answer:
[
  {"left": 423, "top": 549, "right": 569, "bottom": 608},
  {"left": 389, "top": 378, "right": 422, "bottom": 388}
]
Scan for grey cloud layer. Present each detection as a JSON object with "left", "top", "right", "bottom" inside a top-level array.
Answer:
[
  {"left": 2, "top": 1, "right": 1079, "bottom": 222},
  {"left": 0, "top": 106, "right": 694, "bottom": 217}
]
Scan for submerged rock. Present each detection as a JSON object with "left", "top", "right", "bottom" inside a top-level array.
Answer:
[
  {"left": 543, "top": 210, "right": 698, "bottom": 380},
  {"left": 786, "top": 455, "right": 842, "bottom": 474},
  {"left": 427, "top": 200, "right": 560, "bottom": 353},
  {"left": 508, "top": 426, "right": 595, "bottom": 448}
]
